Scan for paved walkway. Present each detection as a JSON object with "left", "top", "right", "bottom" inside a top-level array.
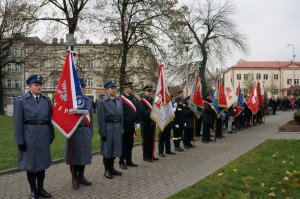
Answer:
[{"left": 1, "top": 111, "right": 300, "bottom": 199}]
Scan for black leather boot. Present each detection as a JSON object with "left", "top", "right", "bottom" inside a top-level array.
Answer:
[
  {"left": 78, "top": 170, "right": 92, "bottom": 186},
  {"left": 29, "top": 191, "right": 39, "bottom": 199}
]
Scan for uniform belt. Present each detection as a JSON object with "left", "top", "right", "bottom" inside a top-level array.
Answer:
[
  {"left": 24, "top": 120, "right": 50, "bottom": 125},
  {"left": 105, "top": 119, "right": 121, "bottom": 123}
]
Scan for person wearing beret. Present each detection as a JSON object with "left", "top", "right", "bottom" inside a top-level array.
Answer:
[
  {"left": 64, "top": 79, "right": 93, "bottom": 189},
  {"left": 119, "top": 82, "right": 139, "bottom": 169},
  {"left": 139, "top": 86, "right": 158, "bottom": 162},
  {"left": 97, "top": 81, "right": 123, "bottom": 179},
  {"left": 13, "top": 75, "right": 54, "bottom": 199}
]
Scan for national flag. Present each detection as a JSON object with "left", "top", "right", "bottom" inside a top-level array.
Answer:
[
  {"left": 225, "top": 79, "right": 237, "bottom": 108},
  {"left": 211, "top": 79, "right": 225, "bottom": 118},
  {"left": 51, "top": 49, "right": 90, "bottom": 138},
  {"left": 248, "top": 85, "right": 259, "bottom": 115},
  {"left": 150, "top": 63, "right": 175, "bottom": 131}
]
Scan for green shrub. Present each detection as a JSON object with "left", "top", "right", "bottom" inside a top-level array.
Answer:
[{"left": 293, "top": 111, "right": 300, "bottom": 124}]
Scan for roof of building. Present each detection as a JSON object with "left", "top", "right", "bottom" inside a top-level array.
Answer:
[{"left": 231, "top": 61, "right": 300, "bottom": 69}]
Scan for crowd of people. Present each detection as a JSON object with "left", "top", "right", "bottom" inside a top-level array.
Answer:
[{"left": 14, "top": 74, "right": 294, "bottom": 199}]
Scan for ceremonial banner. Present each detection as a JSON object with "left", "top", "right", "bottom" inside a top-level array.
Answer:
[
  {"left": 217, "top": 80, "right": 227, "bottom": 108},
  {"left": 225, "top": 79, "right": 237, "bottom": 108},
  {"left": 150, "top": 63, "right": 175, "bottom": 131},
  {"left": 211, "top": 79, "right": 225, "bottom": 118},
  {"left": 256, "top": 82, "right": 264, "bottom": 108},
  {"left": 236, "top": 86, "right": 245, "bottom": 109},
  {"left": 248, "top": 85, "right": 259, "bottom": 115},
  {"left": 52, "top": 49, "right": 90, "bottom": 138},
  {"left": 188, "top": 74, "right": 204, "bottom": 119}
]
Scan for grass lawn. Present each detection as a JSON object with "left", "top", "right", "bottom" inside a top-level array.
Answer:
[
  {"left": 0, "top": 114, "right": 150, "bottom": 171},
  {"left": 169, "top": 139, "right": 300, "bottom": 199}
]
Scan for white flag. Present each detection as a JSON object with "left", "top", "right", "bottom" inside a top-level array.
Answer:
[{"left": 225, "top": 79, "right": 237, "bottom": 109}]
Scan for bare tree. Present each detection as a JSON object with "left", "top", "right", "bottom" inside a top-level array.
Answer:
[
  {"left": 101, "top": 0, "right": 178, "bottom": 88},
  {"left": 0, "top": 0, "right": 38, "bottom": 114},
  {"left": 170, "top": 0, "right": 248, "bottom": 96}
]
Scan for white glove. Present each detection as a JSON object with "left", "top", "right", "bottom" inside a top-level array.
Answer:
[
  {"left": 184, "top": 123, "right": 187, "bottom": 127},
  {"left": 173, "top": 103, "right": 178, "bottom": 108},
  {"left": 135, "top": 123, "right": 140, "bottom": 130},
  {"left": 175, "top": 124, "right": 179, "bottom": 128}
]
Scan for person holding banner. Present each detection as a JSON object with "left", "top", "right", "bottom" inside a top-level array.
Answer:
[
  {"left": 119, "top": 82, "right": 139, "bottom": 169},
  {"left": 97, "top": 81, "right": 123, "bottom": 179},
  {"left": 202, "top": 94, "right": 215, "bottom": 143},
  {"left": 173, "top": 97, "right": 185, "bottom": 152},
  {"left": 139, "top": 85, "right": 158, "bottom": 162},
  {"left": 13, "top": 75, "right": 54, "bottom": 199},
  {"left": 64, "top": 79, "right": 93, "bottom": 189}
]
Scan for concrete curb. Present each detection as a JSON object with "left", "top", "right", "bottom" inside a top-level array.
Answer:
[{"left": 0, "top": 142, "right": 144, "bottom": 176}]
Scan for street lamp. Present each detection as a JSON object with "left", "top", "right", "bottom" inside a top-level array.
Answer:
[
  {"left": 287, "top": 44, "right": 296, "bottom": 62},
  {"left": 182, "top": 41, "right": 192, "bottom": 96}
]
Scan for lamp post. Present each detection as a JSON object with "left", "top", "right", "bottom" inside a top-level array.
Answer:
[
  {"left": 287, "top": 44, "right": 296, "bottom": 62},
  {"left": 182, "top": 41, "right": 192, "bottom": 96}
]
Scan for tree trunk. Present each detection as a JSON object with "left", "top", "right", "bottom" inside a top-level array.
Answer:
[
  {"left": 0, "top": 70, "right": 5, "bottom": 115},
  {"left": 199, "top": 48, "right": 208, "bottom": 97},
  {"left": 119, "top": 45, "right": 128, "bottom": 90}
]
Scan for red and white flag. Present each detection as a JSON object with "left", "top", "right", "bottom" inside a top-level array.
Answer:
[
  {"left": 248, "top": 85, "right": 259, "bottom": 115},
  {"left": 225, "top": 79, "right": 237, "bottom": 108},
  {"left": 150, "top": 63, "right": 175, "bottom": 131},
  {"left": 51, "top": 49, "right": 90, "bottom": 138}
]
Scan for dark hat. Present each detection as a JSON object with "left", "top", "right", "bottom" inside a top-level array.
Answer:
[
  {"left": 26, "top": 75, "right": 43, "bottom": 85},
  {"left": 79, "top": 79, "right": 86, "bottom": 88},
  {"left": 143, "top": 85, "right": 153, "bottom": 91},
  {"left": 104, "top": 80, "right": 117, "bottom": 89},
  {"left": 122, "top": 82, "right": 134, "bottom": 88},
  {"left": 177, "top": 90, "right": 183, "bottom": 94},
  {"left": 205, "top": 93, "right": 212, "bottom": 98}
]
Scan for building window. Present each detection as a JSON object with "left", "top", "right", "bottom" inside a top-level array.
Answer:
[
  {"left": 274, "top": 89, "right": 278, "bottom": 95},
  {"left": 89, "top": 59, "right": 94, "bottom": 68},
  {"left": 237, "top": 74, "right": 241, "bottom": 80},
  {"left": 256, "top": 73, "right": 261, "bottom": 80},
  {"left": 244, "top": 74, "right": 248, "bottom": 80},
  {"left": 287, "top": 79, "right": 292, "bottom": 85},
  {"left": 15, "top": 80, "right": 20, "bottom": 88},
  {"left": 274, "top": 74, "right": 278, "bottom": 80},
  {"left": 15, "top": 64, "right": 21, "bottom": 72},
  {"left": 7, "top": 64, "right": 13, "bottom": 72},
  {"left": 87, "top": 78, "right": 93, "bottom": 87},
  {"left": 6, "top": 79, "right": 12, "bottom": 88},
  {"left": 15, "top": 48, "right": 21, "bottom": 57},
  {"left": 295, "top": 79, "right": 299, "bottom": 85},
  {"left": 263, "top": 74, "right": 268, "bottom": 80}
]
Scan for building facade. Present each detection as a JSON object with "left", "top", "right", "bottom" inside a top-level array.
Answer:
[
  {"left": 2, "top": 36, "right": 158, "bottom": 111},
  {"left": 224, "top": 61, "right": 300, "bottom": 98}
]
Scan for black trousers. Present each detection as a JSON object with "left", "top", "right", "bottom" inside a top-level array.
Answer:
[
  {"left": 26, "top": 170, "right": 45, "bottom": 192},
  {"left": 215, "top": 118, "right": 223, "bottom": 137},
  {"left": 194, "top": 115, "right": 202, "bottom": 136},
  {"left": 120, "top": 122, "right": 135, "bottom": 164},
  {"left": 183, "top": 128, "right": 193, "bottom": 146},
  {"left": 173, "top": 127, "right": 183, "bottom": 148},
  {"left": 141, "top": 123, "right": 155, "bottom": 160},
  {"left": 202, "top": 121, "right": 211, "bottom": 141},
  {"left": 103, "top": 157, "right": 115, "bottom": 170},
  {"left": 158, "top": 125, "right": 171, "bottom": 154}
]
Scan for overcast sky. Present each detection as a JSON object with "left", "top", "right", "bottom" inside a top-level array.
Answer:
[{"left": 183, "top": 0, "right": 300, "bottom": 67}]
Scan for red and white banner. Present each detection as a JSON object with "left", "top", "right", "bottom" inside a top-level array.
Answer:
[
  {"left": 225, "top": 79, "right": 237, "bottom": 108},
  {"left": 51, "top": 49, "right": 90, "bottom": 138},
  {"left": 150, "top": 63, "right": 175, "bottom": 131},
  {"left": 248, "top": 85, "right": 259, "bottom": 115}
]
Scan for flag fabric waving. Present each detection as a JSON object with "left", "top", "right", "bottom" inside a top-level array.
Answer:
[
  {"left": 211, "top": 79, "right": 225, "bottom": 118},
  {"left": 225, "top": 79, "right": 237, "bottom": 108},
  {"left": 51, "top": 49, "right": 90, "bottom": 138},
  {"left": 188, "top": 74, "right": 204, "bottom": 119},
  {"left": 217, "top": 80, "right": 227, "bottom": 108},
  {"left": 256, "top": 82, "right": 264, "bottom": 108},
  {"left": 236, "top": 85, "right": 245, "bottom": 109},
  {"left": 150, "top": 63, "right": 175, "bottom": 131},
  {"left": 248, "top": 85, "right": 259, "bottom": 115}
]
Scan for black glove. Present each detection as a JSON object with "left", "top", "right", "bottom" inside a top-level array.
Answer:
[
  {"left": 101, "top": 136, "right": 106, "bottom": 142},
  {"left": 18, "top": 144, "right": 27, "bottom": 152},
  {"left": 50, "top": 139, "right": 54, "bottom": 144}
]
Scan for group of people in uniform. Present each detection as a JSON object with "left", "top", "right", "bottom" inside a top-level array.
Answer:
[{"left": 13, "top": 74, "right": 266, "bottom": 199}]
